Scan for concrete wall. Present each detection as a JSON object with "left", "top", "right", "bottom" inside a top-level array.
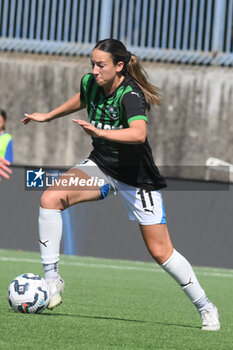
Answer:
[{"left": 1, "top": 51, "right": 233, "bottom": 178}]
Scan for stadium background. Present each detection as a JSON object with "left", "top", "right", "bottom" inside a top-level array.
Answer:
[{"left": 0, "top": 0, "right": 233, "bottom": 268}]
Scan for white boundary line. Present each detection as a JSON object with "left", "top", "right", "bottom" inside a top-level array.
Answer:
[{"left": 1, "top": 256, "right": 233, "bottom": 279}]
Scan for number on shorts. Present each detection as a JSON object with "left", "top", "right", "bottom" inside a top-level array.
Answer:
[{"left": 137, "top": 189, "right": 154, "bottom": 209}]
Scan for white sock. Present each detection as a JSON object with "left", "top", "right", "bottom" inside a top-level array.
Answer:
[
  {"left": 38, "top": 207, "right": 62, "bottom": 265},
  {"left": 194, "top": 295, "right": 214, "bottom": 311},
  {"left": 43, "top": 262, "right": 59, "bottom": 280},
  {"left": 161, "top": 249, "right": 205, "bottom": 304}
]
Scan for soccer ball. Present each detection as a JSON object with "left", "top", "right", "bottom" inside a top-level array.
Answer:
[{"left": 8, "top": 273, "right": 50, "bottom": 314}]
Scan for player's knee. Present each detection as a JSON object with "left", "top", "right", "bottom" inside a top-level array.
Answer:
[
  {"left": 40, "top": 190, "right": 62, "bottom": 210},
  {"left": 149, "top": 245, "right": 173, "bottom": 265}
]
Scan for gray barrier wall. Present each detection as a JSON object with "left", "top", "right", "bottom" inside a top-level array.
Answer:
[
  {"left": 0, "top": 51, "right": 233, "bottom": 177},
  {"left": 0, "top": 166, "right": 232, "bottom": 269}
]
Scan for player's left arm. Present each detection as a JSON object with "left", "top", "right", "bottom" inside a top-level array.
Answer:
[
  {"left": 73, "top": 89, "right": 147, "bottom": 144},
  {"left": 73, "top": 118, "right": 147, "bottom": 144}
]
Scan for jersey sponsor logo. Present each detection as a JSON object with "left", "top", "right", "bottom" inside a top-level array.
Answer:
[{"left": 91, "top": 121, "right": 123, "bottom": 130}]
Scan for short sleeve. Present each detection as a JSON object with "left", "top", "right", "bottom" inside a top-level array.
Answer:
[
  {"left": 121, "top": 91, "right": 147, "bottom": 124},
  {"left": 80, "top": 76, "right": 86, "bottom": 103},
  {"left": 5, "top": 139, "right": 13, "bottom": 163},
  {"left": 80, "top": 73, "right": 94, "bottom": 103}
]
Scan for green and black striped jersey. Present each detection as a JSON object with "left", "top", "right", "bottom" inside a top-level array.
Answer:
[{"left": 80, "top": 73, "right": 166, "bottom": 190}]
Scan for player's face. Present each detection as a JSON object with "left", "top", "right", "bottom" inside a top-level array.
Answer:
[
  {"left": 0, "top": 116, "right": 5, "bottom": 131},
  {"left": 91, "top": 49, "right": 124, "bottom": 90}
]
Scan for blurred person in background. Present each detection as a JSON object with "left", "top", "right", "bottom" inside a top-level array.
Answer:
[
  {"left": 0, "top": 109, "right": 13, "bottom": 163},
  {"left": 22, "top": 38, "right": 220, "bottom": 331}
]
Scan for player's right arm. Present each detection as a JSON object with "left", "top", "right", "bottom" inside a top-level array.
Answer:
[{"left": 21, "top": 92, "right": 85, "bottom": 124}]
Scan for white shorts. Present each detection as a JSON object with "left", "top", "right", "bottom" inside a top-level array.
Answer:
[{"left": 74, "top": 159, "right": 166, "bottom": 226}]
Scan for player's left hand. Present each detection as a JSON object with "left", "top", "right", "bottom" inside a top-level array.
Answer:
[{"left": 73, "top": 119, "right": 102, "bottom": 138}]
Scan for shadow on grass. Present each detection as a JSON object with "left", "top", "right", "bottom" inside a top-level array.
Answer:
[{"left": 40, "top": 311, "right": 200, "bottom": 330}]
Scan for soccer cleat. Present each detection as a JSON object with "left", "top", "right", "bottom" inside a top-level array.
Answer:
[
  {"left": 200, "top": 304, "right": 220, "bottom": 331},
  {"left": 46, "top": 276, "right": 65, "bottom": 310}
]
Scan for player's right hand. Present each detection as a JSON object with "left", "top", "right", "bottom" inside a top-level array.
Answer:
[{"left": 21, "top": 113, "right": 49, "bottom": 124}]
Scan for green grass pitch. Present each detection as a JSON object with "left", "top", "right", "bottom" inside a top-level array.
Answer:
[{"left": 0, "top": 249, "right": 233, "bottom": 350}]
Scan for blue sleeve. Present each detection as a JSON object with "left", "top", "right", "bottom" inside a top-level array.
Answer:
[{"left": 5, "top": 139, "right": 13, "bottom": 163}]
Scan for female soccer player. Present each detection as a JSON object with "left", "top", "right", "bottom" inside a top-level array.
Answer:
[{"left": 22, "top": 39, "right": 219, "bottom": 331}]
